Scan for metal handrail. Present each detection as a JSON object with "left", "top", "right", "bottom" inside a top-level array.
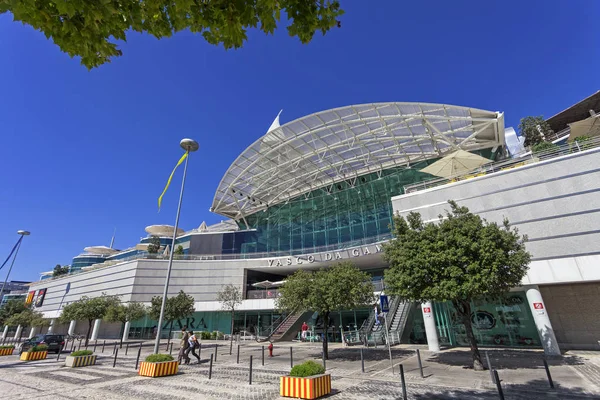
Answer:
[{"left": 404, "top": 135, "right": 600, "bottom": 194}]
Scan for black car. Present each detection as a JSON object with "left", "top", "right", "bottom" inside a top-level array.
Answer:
[{"left": 19, "top": 334, "right": 65, "bottom": 354}]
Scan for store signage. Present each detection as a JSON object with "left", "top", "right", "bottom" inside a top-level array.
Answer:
[
  {"left": 471, "top": 310, "right": 496, "bottom": 330},
  {"left": 25, "top": 291, "right": 35, "bottom": 305},
  {"left": 533, "top": 302, "right": 544, "bottom": 310},
  {"left": 34, "top": 288, "right": 47, "bottom": 307},
  {"left": 267, "top": 243, "right": 383, "bottom": 267},
  {"left": 423, "top": 307, "right": 431, "bottom": 314},
  {"left": 380, "top": 295, "right": 390, "bottom": 312}
]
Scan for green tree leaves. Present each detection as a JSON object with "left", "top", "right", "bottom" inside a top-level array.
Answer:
[
  {"left": 59, "top": 294, "right": 120, "bottom": 345},
  {"left": 149, "top": 290, "right": 195, "bottom": 325},
  {"left": 5, "top": 308, "right": 48, "bottom": 328},
  {"left": 1, "top": 0, "right": 344, "bottom": 69},
  {"left": 105, "top": 302, "right": 147, "bottom": 324},
  {"left": 52, "top": 264, "right": 70, "bottom": 277},
  {"left": 518, "top": 116, "right": 554, "bottom": 148},
  {"left": 276, "top": 262, "right": 374, "bottom": 358},
  {"left": 0, "top": 299, "right": 30, "bottom": 326},
  {"left": 383, "top": 201, "right": 531, "bottom": 370},
  {"left": 147, "top": 236, "right": 161, "bottom": 254}
]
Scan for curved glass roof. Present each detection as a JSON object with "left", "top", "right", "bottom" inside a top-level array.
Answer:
[{"left": 211, "top": 102, "right": 504, "bottom": 219}]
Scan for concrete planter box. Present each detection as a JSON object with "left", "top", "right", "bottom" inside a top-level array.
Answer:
[
  {"left": 280, "top": 374, "right": 331, "bottom": 399},
  {"left": 20, "top": 351, "right": 47, "bottom": 361},
  {"left": 138, "top": 360, "right": 178, "bottom": 378},
  {"left": 65, "top": 354, "right": 97, "bottom": 368},
  {"left": 0, "top": 347, "right": 14, "bottom": 356}
]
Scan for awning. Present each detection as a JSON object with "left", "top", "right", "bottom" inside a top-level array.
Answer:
[
  {"left": 568, "top": 115, "right": 600, "bottom": 141},
  {"left": 419, "top": 149, "right": 491, "bottom": 178}
]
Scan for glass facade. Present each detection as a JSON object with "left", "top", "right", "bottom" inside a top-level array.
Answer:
[
  {"left": 71, "top": 255, "right": 107, "bottom": 272},
  {"left": 236, "top": 160, "right": 438, "bottom": 255},
  {"left": 433, "top": 292, "right": 540, "bottom": 348}
]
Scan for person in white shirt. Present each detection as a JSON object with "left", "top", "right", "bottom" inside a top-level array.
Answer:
[{"left": 185, "top": 330, "right": 201, "bottom": 364}]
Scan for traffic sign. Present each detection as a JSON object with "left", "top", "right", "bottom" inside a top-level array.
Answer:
[
  {"left": 380, "top": 295, "right": 389, "bottom": 312},
  {"left": 533, "top": 302, "right": 544, "bottom": 310},
  {"left": 423, "top": 307, "right": 431, "bottom": 313}
]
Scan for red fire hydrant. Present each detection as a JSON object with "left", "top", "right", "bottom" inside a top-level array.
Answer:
[{"left": 268, "top": 342, "right": 274, "bottom": 357}]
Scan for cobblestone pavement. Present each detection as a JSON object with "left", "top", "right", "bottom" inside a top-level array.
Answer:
[{"left": 0, "top": 342, "right": 599, "bottom": 399}]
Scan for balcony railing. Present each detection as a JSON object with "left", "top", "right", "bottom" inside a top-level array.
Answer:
[
  {"left": 246, "top": 289, "right": 281, "bottom": 299},
  {"left": 403, "top": 135, "right": 600, "bottom": 195}
]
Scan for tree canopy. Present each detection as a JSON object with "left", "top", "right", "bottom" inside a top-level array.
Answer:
[
  {"left": 5, "top": 308, "right": 48, "bottom": 329},
  {"left": 52, "top": 264, "right": 70, "bottom": 277},
  {"left": 383, "top": 201, "right": 531, "bottom": 370},
  {"left": 0, "top": 299, "right": 30, "bottom": 326},
  {"left": 105, "top": 302, "right": 147, "bottom": 324},
  {"left": 59, "top": 294, "right": 120, "bottom": 345},
  {"left": 518, "top": 115, "right": 554, "bottom": 148},
  {"left": 276, "top": 262, "right": 374, "bottom": 358},
  {"left": 147, "top": 236, "right": 161, "bottom": 254},
  {"left": 149, "top": 290, "right": 195, "bottom": 329},
  {"left": 217, "top": 284, "right": 243, "bottom": 351},
  {"left": 1, "top": 0, "right": 344, "bottom": 69}
]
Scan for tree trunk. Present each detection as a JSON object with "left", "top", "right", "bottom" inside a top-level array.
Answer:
[
  {"left": 322, "top": 312, "right": 329, "bottom": 360},
  {"left": 85, "top": 320, "right": 92, "bottom": 347},
  {"left": 229, "top": 310, "right": 235, "bottom": 355},
  {"left": 453, "top": 299, "right": 484, "bottom": 371}
]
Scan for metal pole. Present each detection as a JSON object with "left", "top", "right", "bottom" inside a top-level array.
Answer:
[
  {"left": 56, "top": 348, "right": 61, "bottom": 362},
  {"left": 198, "top": 342, "right": 202, "bottom": 361},
  {"left": 290, "top": 346, "right": 293, "bottom": 368},
  {"left": 0, "top": 236, "right": 24, "bottom": 299},
  {"left": 153, "top": 152, "right": 191, "bottom": 354},
  {"left": 399, "top": 364, "right": 407, "bottom": 400},
  {"left": 416, "top": 349, "right": 424, "bottom": 378},
  {"left": 237, "top": 344, "right": 240, "bottom": 364},
  {"left": 93, "top": 340, "right": 97, "bottom": 353},
  {"left": 113, "top": 348, "right": 118, "bottom": 368},
  {"left": 492, "top": 370, "right": 504, "bottom": 400},
  {"left": 360, "top": 348, "right": 365, "bottom": 373},
  {"left": 486, "top": 351, "right": 495, "bottom": 384},
  {"left": 322, "top": 349, "right": 326, "bottom": 371},
  {"left": 209, "top": 354, "right": 213, "bottom": 379},
  {"left": 249, "top": 355, "right": 253, "bottom": 385},
  {"left": 135, "top": 346, "right": 142, "bottom": 370},
  {"left": 383, "top": 312, "right": 393, "bottom": 374},
  {"left": 169, "top": 342, "right": 173, "bottom": 355},
  {"left": 214, "top": 344, "right": 218, "bottom": 362},
  {"left": 262, "top": 345, "right": 265, "bottom": 366},
  {"left": 125, "top": 343, "right": 129, "bottom": 355},
  {"left": 102, "top": 340, "right": 105, "bottom": 353},
  {"left": 543, "top": 359, "right": 555, "bottom": 389}
]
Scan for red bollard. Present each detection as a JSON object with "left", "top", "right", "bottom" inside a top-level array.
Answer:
[{"left": 268, "top": 342, "right": 274, "bottom": 357}]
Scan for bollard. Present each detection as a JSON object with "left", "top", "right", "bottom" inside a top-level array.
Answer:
[
  {"left": 360, "top": 348, "right": 365, "bottom": 373},
  {"left": 85, "top": 341, "right": 89, "bottom": 350},
  {"left": 399, "top": 364, "right": 407, "bottom": 400},
  {"left": 71, "top": 340, "right": 75, "bottom": 352},
  {"left": 113, "top": 348, "right": 119, "bottom": 368},
  {"left": 416, "top": 349, "right": 424, "bottom": 378},
  {"left": 209, "top": 354, "right": 214, "bottom": 379},
  {"left": 56, "top": 348, "right": 61, "bottom": 362},
  {"left": 112, "top": 343, "right": 117, "bottom": 355},
  {"left": 102, "top": 340, "right": 106, "bottom": 353},
  {"left": 486, "top": 351, "right": 495, "bottom": 384},
  {"left": 236, "top": 344, "right": 240, "bottom": 364},
  {"left": 492, "top": 370, "right": 504, "bottom": 400},
  {"left": 169, "top": 342, "right": 173, "bottom": 355},
  {"left": 214, "top": 344, "right": 218, "bottom": 362},
  {"left": 290, "top": 346, "right": 293, "bottom": 368},
  {"left": 249, "top": 355, "right": 253, "bottom": 385},
  {"left": 135, "top": 346, "right": 142, "bottom": 370},
  {"left": 198, "top": 342, "right": 202, "bottom": 361},
  {"left": 322, "top": 349, "right": 326, "bottom": 371},
  {"left": 262, "top": 346, "right": 265, "bottom": 366},
  {"left": 543, "top": 359, "right": 555, "bottom": 389},
  {"left": 125, "top": 343, "right": 129, "bottom": 355},
  {"left": 78, "top": 341, "right": 82, "bottom": 351},
  {"left": 93, "top": 340, "right": 97, "bottom": 353}
]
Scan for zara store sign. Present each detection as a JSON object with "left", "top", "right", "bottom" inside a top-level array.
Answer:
[{"left": 267, "top": 243, "right": 384, "bottom": 267}]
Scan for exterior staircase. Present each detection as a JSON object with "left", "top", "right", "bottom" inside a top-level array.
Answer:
[{"left": 256, "top": 310, "right": 310, "bottom": 342}]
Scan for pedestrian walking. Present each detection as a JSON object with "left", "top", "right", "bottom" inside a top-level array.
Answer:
[
  {"left": 177, "top": 326, "right": 191, "bottom": 365},
  {"left": 186, "top": 330, "right": 201, "bottom": 364},
  {"left": 301, "top": 322, "right": 309, "bottom": 342}
]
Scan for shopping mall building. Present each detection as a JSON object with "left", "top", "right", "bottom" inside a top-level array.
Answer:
[{"left": 12, "top": 94, "right": 600, "bottom": 353}]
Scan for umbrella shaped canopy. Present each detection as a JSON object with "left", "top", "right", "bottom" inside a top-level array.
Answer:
[
  {"left": 568, "top": 115, "right": 600, "bottom": 141},
  {"left": 420, "top": 150, "right": 491, "bottom": 178},
  {"left": 251, "top": 280, "right": 285, "bottom": 289}
]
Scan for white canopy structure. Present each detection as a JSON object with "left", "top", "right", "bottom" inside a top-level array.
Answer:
[
  {"left": 211, "top": 103, "right": 504, "bottom": 219},
  {"left": 145, "top": 225, "right": 185, "bottom": 237},
  {"left": 83, "top": 246, "right": 118, "bottom": 255}
]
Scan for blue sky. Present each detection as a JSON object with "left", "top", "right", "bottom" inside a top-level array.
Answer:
[{"left": 1, "top": 0, "right": 598, "bottom": 282}]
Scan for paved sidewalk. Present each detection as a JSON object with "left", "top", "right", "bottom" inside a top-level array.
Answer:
[{"left": 0, "top": 340, "right": 599, "bottom": 399}]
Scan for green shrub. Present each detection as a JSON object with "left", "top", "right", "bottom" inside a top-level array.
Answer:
[
  {"left": 145, "top": 354, "right": 174, "bottom": 363},
  {"left": 289, "top": 361, "right": 326, "bottom": 378},
  {"left": 214, "top": 331, "right": 224, "bottom": 340},
  {"left": 209, "top": 331, "right": 217, "bottom": 340},
  {"left": 0, "top": 345, "right": 15, "bottom": 349},
  {"left": 30, "top": 344, "right": 48, "bottom": 352},
  {"left": 574, "top": 135, "right": 593, "bottom": 150},
  {"left": 200, "top": 331, "right": 211, "bottom": 340},
  {"left": 532, "top": 141, "right": 559, "bottom": 154},
  {"left": 70, "top": 350, "right": 93, "bottom": 357}
]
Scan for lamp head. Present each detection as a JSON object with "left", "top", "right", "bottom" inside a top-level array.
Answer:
[
  {"left": 17, "top": 230, "right": 30, "bottom": 236},
  {"left": 180, "top": 139, "right": 199, "bottom": 152}
]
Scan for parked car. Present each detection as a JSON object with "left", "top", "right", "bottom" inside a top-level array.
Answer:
[{"left": 19, "top": 334, "right": 65, "bottom": 354}]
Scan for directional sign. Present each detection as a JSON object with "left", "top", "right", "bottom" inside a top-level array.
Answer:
[
  {"left": 423, "top": 307, "right": 431, "bottom": 314},
  {"left": 380, "top": 295, "right": 389, "bottom": 313},
  {"left": 533, "top": 302, "right": 544, "bottom": 310}
]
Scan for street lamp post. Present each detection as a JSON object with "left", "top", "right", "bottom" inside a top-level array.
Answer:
[
  {"left": 153, "top": 139, "right": 199, "bottom": 354},
  {"left": 0, "top": 230, "right": 30, "bottom": 301}
]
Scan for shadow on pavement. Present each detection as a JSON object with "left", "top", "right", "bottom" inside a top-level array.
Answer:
[
  {"left": 309, "top": 347, "right": 414, "bottom": 362},
  {"left": 412, "top": 378, "right": 600, "bottom": 399},
  {"left": 428, "top": 349, "right": 585, "bottom": 370}
]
